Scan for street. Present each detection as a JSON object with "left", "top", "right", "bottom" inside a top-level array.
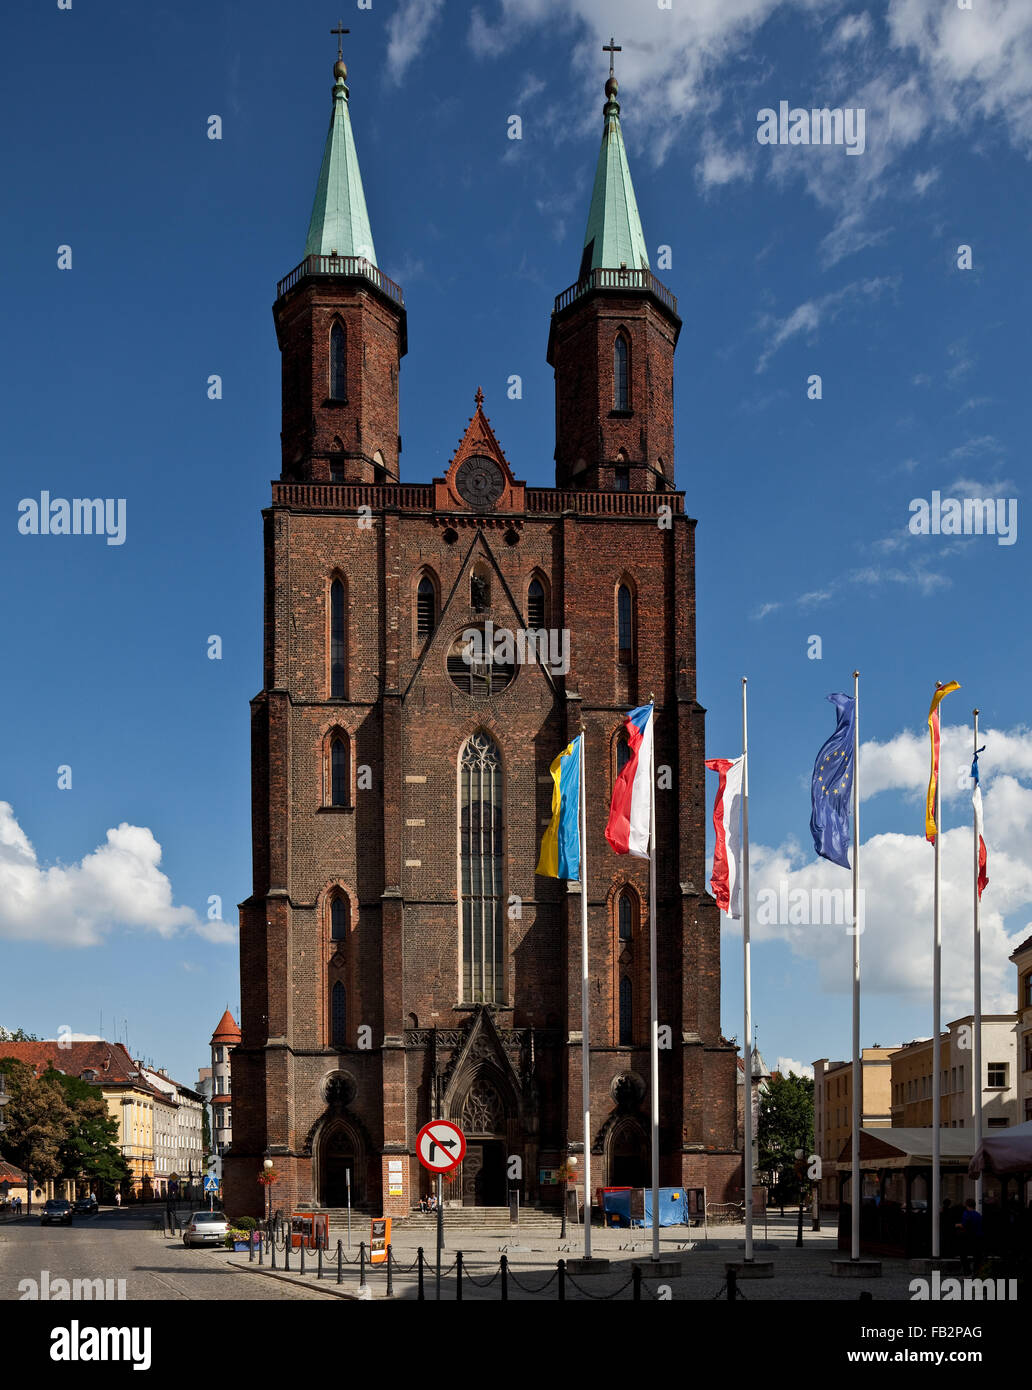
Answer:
[{"left": 0, "top": 1207, "right": 336, "bottom": 1302}]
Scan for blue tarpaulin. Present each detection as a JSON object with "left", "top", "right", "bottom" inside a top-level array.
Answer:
[{"left": 601, "top": 1187, "right": 689, "bottom": 1228}]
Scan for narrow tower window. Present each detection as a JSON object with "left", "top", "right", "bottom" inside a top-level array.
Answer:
[
  {"left": 617, "top": 584, "right": 633, "bottom": 660},
  {"left": 619, "top": 975, "right": 633, "bottom": 1045},
  {"left": 459, "top": 733, "right": 504, "bottom": 1003},
  {"left": 614, "top": 334, "right": 629, "bottom": 411},
  {"left": 330, "top": 322, "right": 347, "bottom": 400},
  {"left": 330, "top": 736, "right": 349, "bottom": 806},
  {"left": 331, "top": 981, "right": 347, "bottom": 1046},
  {"left": 527, "top": 578, "right": 546, "bottom": 629},
  {"left": 330, "top": 579, "right": 347, "bottom": 697},
  {"left": 331, "top": 895, "right": 349, "bottom": 942},
  {"left": 619, "top": 893, "right": 633, "bottom": 942},
  {"left": 417, "top": 576, "right": 436, "bottom": 638}
]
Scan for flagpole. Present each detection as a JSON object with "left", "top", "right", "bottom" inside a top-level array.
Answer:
[
  {"left": 741, "top": 677, "right": 753, "bottom": 1263},
  {"left": 932, "top": 685, "right": 943, "bottom": 1260},
  {"left": 972, "top": 709, "right": 983, "bottom": 1215},
  {"left": 578, "top": 730, "right": 592, "bottom": 1260},
  {"left": 850, "top": 671, "right": 861, "bottom": 1262},
  {"left": 648, "top": 702, "right": 660, "bottom": 1261}
]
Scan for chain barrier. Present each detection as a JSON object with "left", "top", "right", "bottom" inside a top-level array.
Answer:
[
  {"left": 565, "top": 1270, "right": 636, "bottom": 1300},
  {"left": 506, "top": 1267, "right": 558, "bottom": 1294}
]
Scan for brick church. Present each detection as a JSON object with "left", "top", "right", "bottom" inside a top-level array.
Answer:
[{"left": 224, "top": 42, "right": 741, "bottom": 1219}]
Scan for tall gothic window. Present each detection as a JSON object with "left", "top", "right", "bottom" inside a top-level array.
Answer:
[
  {"left": 616, "top": 734, "right": 631, "bottom": 776},
  {"left": 527, "top": 577, "right": 546, "bottom": 629},
  {"left": 617, "top": 584, "right": 633, "bottom": 660},
  {"left": 330, "top": 895, "right": 349, "bottom": 942},
  {"left": 417, "top": 576, "right": 436, "bottom": 638},
  {"left": 619, "top": 893, "right": 633, "bottom": 942},
  {"left": 330, "top": 321, "right": 347, "bottom": 400},
  {"left": 460, "top": 733, "right": 504, "bottom": 1003},
  {"left": 619, "top": 975, "right": 633, "bottom": 1045},
  {"left": 330, "top": 578, "right": 347, "bottom": 697},
  {"left": 331, "top": 981, "right": 347, "bottom": 1046},
  {"left": 614, "top": 334, "right": 629, "bottom": 411},
  {"left": 330, "top": 736, "right": 349, "bottom": 806}
]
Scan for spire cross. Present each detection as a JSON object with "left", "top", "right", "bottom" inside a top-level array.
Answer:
[
  {"left": 331, "top": 21, "right": 349, "bottom": 61},
  {"left": 603, "top": 36, "right": 621, "bottom": 79}
]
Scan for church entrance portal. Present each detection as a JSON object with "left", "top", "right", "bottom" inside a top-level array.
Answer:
[
  {"left": 460, "top": 1140, "right": 506, "bottom": 1206},
  {"left": 320, "top": 1127, "right": 360, "bottom": 1207},
  {"left": 609, "top": 1119, "right": 649, "bottom": 1188}
]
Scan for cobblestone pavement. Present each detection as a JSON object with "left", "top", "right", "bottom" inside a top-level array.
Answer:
[
  {"left": 0, "top": 1207, "right": 340, "bottom": 1302},
  {"left": 228, "top": 1214, "right": 923, "bottom": 1302}
]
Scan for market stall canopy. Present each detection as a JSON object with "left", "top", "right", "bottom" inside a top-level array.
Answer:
[{"left": 968, "top": 1120, "right": 1032, "bottom": 1178}]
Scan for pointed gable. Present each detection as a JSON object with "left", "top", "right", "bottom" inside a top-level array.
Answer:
[{"left": 436, "top": 389, "right": 525, "bottom": 513}]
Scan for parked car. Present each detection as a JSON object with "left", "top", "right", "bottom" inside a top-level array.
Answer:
[
  {"left": 183, "top": 1210, "right": 230, "bottom": 1247},
  {"left": 73, "top": 1195, "right": 98, "bottom": 1215},
  {"left": 40, "top": 1199, "right": 73, "bottom": 1227}
]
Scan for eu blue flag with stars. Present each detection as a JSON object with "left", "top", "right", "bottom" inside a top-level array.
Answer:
[{"left": 810, "top": 693, "right": 856, "bottom": 869}]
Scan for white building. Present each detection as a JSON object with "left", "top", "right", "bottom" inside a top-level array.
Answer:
[{"left": 141, "top": 1066, "right": 206, "bottom": 1199}]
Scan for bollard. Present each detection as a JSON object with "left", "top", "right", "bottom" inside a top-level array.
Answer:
[
  {"left": 500, "top": 1253, "right": 508, "bottom": 1302},
  {"left": 284, "top": 1233, "right": 291, "bottom": 1271},
  {"left": 558, "top": 1258, "right": 566, "bottom": 1302},
  {"left": 337, "top": 1239, "right": 343, "bottom": 1285},
  {"left": 359, "top": 1241, "right": 366, "bottom": 1288},
  {"left": 271, "top": 1231, "right": 277, "bottom": 1270},
  {"left": 386, "top": 1244, "right": 394, "bottom": 1298},
  {"left": 258, "top": 1232, "right": 264, "bottom": 1266},
  {"left": 300, "top": 1239, "right": 306, "bottom": 1276},
  {"left": 456, "top": 1251, "right": 463, "bottom": 1302},
  {"left": 249, "top": 1232, "right": 254, "bottom": 1263},
  {"left": 417, "top": 1247, "right": 424, "bottom": 1302},
  {"left": 317, "top": 1242, "right": 323, "bottom": 1280},
  {"left": 726, "top": 1267, "right": 737, "bottom": 1303},
  {"left": 632, "top": 1265, "right": 642, "bottom": 1302}
]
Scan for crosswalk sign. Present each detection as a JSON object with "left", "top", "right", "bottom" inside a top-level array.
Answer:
[{"left": 204, "top": 1175, "right": 219, "bottom": 1193}]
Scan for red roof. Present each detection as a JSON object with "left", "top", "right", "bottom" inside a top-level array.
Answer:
[
  {"left": 0, "top": 1040, "right": 167, "bottom": 1100},
  {"left": 210, "top": 1010, "right": 241, "bottom": 1045},
  {"left": 0, "top": 1158, "right": 28, "bottom": 1182}
]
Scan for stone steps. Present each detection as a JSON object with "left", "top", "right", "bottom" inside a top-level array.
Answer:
[{"left": 321, "top": 1205, "right": 560, "bottom": 1231}]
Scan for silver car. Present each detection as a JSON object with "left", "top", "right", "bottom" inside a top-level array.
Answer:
[{"left": 183, "top": 1210, "right": 229, "bottom": 1247}]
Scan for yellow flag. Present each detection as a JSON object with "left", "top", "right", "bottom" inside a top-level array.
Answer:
[{"left": 926, "top": 680, "right": 961, "bottom": 842}]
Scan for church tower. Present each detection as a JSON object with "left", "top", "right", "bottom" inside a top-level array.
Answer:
[
  {"left": 547, "top": 60, "right": 680, "bottom": 493},
  {"left": 224, "top": 41, "right": 740, "bottom": 1223},
  {"left": 273, "top": 43, "right": 406, "bottom": 484}
]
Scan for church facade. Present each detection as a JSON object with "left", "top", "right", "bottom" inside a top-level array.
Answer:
[{"left": 224, "top": 47, "right": 741, "bottom": 1219}]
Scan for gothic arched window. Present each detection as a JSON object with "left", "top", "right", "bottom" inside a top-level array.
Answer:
[
  {"left": 619, "top": 892, "right": 633, "bottom": 942},
  {"left": 330, "top": 321, "right": 347, "bottom": 401},
  {"left": 617, "top": 583, "right": 634, "bottom": 660},
  {"left": 614, "top": 334, "right": 629, "bottom": 411},
  {"left": 417, "top": 575, "right": 436, "bottom": 638},
  {"left": 527, "top": 577, "right": 546, "bottom": 629},
  {"left": 459, "top": 733, "right": 504, "bottom": 1003},
  {"left": 330, "top": 735, "right": 349, "bottom": 806},
  {"left": 330, "top": 895, "right": 349, "bottom": 942},
  {"left": 330, "top": 578, "right": 347, "bottom": 697},
  {"left": 619, "top": 975, "right": 633, "bottom": 1045},
  {"left": 331, "top": 982, "right": 347, "bottom": 1046},
  {"left": 616, "top": 733, "right": 631, "bottom": 776}
]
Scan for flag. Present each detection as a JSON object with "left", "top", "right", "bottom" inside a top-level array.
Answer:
[
  {"left": 605, "top": 703, "right": 654, "bottom": 859},
  {"left": 972, "top": 746, "right": 989, "bottom": 899},
  {"left": 926, "top": 681, "right": 961, "bottom": 843},
  {"left": 705, "top": 756, "right": 743, "bottom": 918},
  {"left": 810, "top": 693, "right": 856, "bottom": 869},
  {"left": 536, "top": 735, "right": 582, "bottom": 880}
]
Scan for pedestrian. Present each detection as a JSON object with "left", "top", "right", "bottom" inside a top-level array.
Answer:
[
  {"left": 115, "top": 1191, "right": 122, "bottom": 1209},
  {"left": 957, "top": 1198, "right": 983, "bottom": 1274}
]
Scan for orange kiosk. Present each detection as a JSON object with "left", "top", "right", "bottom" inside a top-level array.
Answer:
[
  {"left": 370, "top": 1217, "right": 391, "bottom": 1264},
  {"left": 290, "top": 1211, "right": 328, "bottom": 1249}
]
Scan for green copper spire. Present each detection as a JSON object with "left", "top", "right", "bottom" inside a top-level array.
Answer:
[
  {"left": 580, "top": 49, "right": 650, "bottom": 275},
  {"left": 304, "top": 46, "right": 378, "bottom": 265}
]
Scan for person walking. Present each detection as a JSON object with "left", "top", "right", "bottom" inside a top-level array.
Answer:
[{"left": 114, "top": 1190, "right": 122, "bottom": 1209}]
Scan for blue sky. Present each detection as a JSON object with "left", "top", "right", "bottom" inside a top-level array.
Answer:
[{"left": 1, "top": 0, "right": 1030, "bottom": 1088}]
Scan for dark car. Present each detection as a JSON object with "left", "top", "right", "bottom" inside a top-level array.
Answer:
[
  {"left": 40, "top": 1199, "right": 73, "bottom": 1226},
  {"left": 72, "top": 1195, "right": 98, "bottom": 1215}
]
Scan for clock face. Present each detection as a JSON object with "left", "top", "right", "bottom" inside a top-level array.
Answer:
[{"left": 455, "top": 455, "right": 505, "bottom": 510}]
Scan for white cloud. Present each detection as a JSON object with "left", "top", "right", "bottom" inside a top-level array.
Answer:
[
  {"left": 777, "top": 1056, "right": 815, "bottom": 1079},
  {"left": 0, "top": 803, "right": 214, "bottom": 947},
  {"left": 755, "top": 276, "right": 898, "bottom": 372},
  {"left": 912, "top": 167, "right": 940, "bottom": 194},
  {"left": 832, "top": 13, "right": 874, "bottom": 46},
  {"left": 697, "top": 137, "right": 752, "bottom": 189},
  {"left": 387, "top": 0, "right": 446, "bottom": 83}
]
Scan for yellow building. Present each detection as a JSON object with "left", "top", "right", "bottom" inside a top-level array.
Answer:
[
  {"left": 889, "top": 1016, "right": 1017, "bottom": 1130},
  {"left": 813, "top": 1049, "right": 895, "bottom": 1205},
  {"left": 1009, "top": 936, "right": 1032, "bottom": 1126}
]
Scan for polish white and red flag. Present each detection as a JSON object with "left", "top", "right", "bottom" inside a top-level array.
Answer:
[
  {"left": 605, "top": 703, "right": 655, "bottom": 859},
  {"left": 972, "top": 750, "right": 989, "bottom": 899},
  {"left": 705, "top": 756, "right": 744, "bottom": 919}
]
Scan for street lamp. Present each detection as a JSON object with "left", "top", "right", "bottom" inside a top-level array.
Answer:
[{"left": 263, "top": 1158, "right": 274, "bottom": 1222}]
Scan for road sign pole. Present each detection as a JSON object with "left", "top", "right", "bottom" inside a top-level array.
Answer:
[{"left": 436, "top": 1172, "right": 443, "bottom": 1301}]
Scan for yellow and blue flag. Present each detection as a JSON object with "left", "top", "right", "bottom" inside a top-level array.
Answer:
[{"left": 536, "top": 735, "right": 582, "bottom": 880}]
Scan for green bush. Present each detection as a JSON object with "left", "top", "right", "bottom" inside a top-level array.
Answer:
[{"left": 234, "top": 1215, "right": 258, "bottom": 1233}]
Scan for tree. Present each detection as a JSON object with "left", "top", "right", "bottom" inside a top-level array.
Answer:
[
  {"left": 758, "top": 1072, "right": 815, "bottom": 1202},
  {"left": 0, "top": 1027, "right": 40, "bottom": 1042},
  {"left": 0, "top": 1058, "right": 73, "bottom": 1185},
  {"left": 48, "top": 1070, "right": 128, "bottom": 1190}
]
